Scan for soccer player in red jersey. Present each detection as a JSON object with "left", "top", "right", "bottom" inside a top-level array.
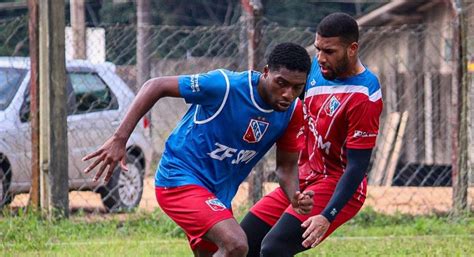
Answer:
[{"left": 241, "top": 12, "right": 383, "bottom": 256}]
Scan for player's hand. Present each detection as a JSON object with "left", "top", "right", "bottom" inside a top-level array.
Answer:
[
  {"left": 82, "top": 135, "right": 128, "bottom": 183},
  {"left": 291, "top": 190, "right": 314, "bottom": 215},
  {"left": 301, "top": 214, "right": 330, "bottom": 248}
]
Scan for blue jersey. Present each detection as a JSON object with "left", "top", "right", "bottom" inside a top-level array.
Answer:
[{"left": 155, "top": 69, "right": 300, "bottom": 208}]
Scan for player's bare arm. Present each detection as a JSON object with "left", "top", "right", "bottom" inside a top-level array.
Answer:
[
  {"left": 275, "top": 148, "right": 314, "bottom": 214},
  {"left": 82, "top": 76, "right": 181, "bottom": 182}
]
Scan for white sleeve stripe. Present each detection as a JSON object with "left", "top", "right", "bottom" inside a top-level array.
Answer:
[
  {"left": 306, "top": 86, "right": 382, "bottom": 102},
  {"left": 248, "top": 70, "right": 273, "bottom": 113},
  {"left": 193, "top": 69, "right": 230, "bottom": 124}
]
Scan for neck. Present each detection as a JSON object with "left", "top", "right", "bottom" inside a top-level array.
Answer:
[{"left": 341, "top": 58, "right": 365, "bottom": 79}]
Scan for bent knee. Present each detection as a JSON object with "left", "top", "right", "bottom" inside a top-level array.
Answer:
[
  {"left": 228, "top": 240, "right": 249, "bottom": 256},
  {"left": 218, "top": 238, "right": 248, "bottom": 256}
]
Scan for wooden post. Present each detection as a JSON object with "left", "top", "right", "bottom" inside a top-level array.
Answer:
[
  {"left": 70, "top": 0, "right": 86, "bottom": 59},
  {"left": 423, "top": 72, "right": 433, "bottom": 164},
  {"left": 137, "top": 0, "right": 152, "bottom": 89},
  {"left": 452, "top": 0, "right": 468, "bottom": 216},
  {"left": 39, "top": 0, "right": 69, "bottom": 219},
  {"left": 241, "top": 0, "right": 264, "bottom": 204},
  {"left": 241, "top": 0, "right": 263, "bottom": 70},
  {"left": 136, "top": 0, "right": 153, "bottom": 139},
  {"left": 28, "top": 0, "right": 40, "bottom": 210}
]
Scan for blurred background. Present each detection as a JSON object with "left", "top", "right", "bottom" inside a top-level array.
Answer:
[{"left": 0, "top": 0, "right": 472, "bottom": 218}]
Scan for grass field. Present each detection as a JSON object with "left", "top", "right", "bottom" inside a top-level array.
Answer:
[{"left": 1, "top": 207, "right": 473, "bottom": 257}]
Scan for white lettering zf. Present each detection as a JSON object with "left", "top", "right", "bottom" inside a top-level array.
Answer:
[{"left": 208, "top": 142, "right": 257, "bottom": 164}]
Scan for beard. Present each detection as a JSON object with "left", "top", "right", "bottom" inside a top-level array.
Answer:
[{"left": 321, "top": 54, "right": 350, "bottom": 81}]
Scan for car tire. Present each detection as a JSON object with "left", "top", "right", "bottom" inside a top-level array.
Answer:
[
  {"left": 0, "top": 164, "right": 12, "bottom": 208},
  {"left": 99, "top": 154, "right": 144, "bottom": 212}
]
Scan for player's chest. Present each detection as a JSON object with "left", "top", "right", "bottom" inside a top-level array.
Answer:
[{"left": 305, "top": 93, "right": 352, "bottom": 121}]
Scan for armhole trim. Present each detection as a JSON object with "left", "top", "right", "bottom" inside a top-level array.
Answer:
[{"left": 194, "top": 69, "right": 230, "bottom": 124}]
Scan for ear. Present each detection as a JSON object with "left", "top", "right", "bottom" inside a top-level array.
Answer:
[
  {"left": 263, "top": 65, "right": 269, "bottom": 77},
  {"left": 347, "top": 42, "right": 358, "bottom": 57}
]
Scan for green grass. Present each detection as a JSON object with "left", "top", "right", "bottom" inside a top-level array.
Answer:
[{"left": 1, "top": 207, "right": 472, "bottom": 257}]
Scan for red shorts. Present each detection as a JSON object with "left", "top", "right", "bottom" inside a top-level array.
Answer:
[
  {"left": 155, "top": 185, "right": 234, "bottom": 252},
  {"left": 249, "top": 178, "right": 365, "bottom": 242}
]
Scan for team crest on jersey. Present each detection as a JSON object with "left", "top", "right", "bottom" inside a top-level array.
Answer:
[
  {"left": 205, "top": 198, "right": 226, "bottom": 211},
  {"left": 243, "top": 119, "right": 269, "bottom": 143},
  {"left": 324, "top": 96, "right": 340, "bottom": 117}
]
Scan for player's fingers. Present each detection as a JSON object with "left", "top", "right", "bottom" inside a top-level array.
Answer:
[
  {"left": 83, "top": 154, "right": 106, "bottom": 174},
  {"left": 304, "top": 190, "right": 315, "bottom": 198},
  {"left": 82, "top": 149, "right": 103, "bottom": 162},
  {"left": 310, "top": 236, "right": 323, "bottom": 248},
  {"left": 298, "top": 200, "right": 313, "bottom": 211},
  {"left": 302, "top": 221, "right": 316, "bottom": 238},
  {"left": 299, "top": 195, "right": 313, "bottom": 204},
  {"left": 293, "top": 191, "right": 302, "bottom": 200},
  {"left": 299, "top": 205, "right": 312, "bottom": 214},
  {"left": 301, "top": 218, "right": 312, "bottom": 228},
  {"left": 93, "top": 162, "right": 109, "bottom": 182},
  {"left": 302, "top": 231, "right": 318, "bottom": 248},
  {"left": 120, "top": 158, "right": 128, "bottom": 171},
  {"left": 103, "top": 162, "right": 117, "bottom": 183}
]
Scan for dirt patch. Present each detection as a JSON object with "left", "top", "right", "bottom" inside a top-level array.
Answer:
[{"left": 9, "top": 178, "right": 474, "bottom": 216}]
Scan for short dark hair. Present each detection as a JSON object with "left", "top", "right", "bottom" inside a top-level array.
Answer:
[
  {"left": 317, "top": 12, "right": 359, "bottom": 44},
  {"left": 267, "top": 42, "right": 311, "bottom": 74}
]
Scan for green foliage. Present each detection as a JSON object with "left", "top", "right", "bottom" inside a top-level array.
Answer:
[
  {"left": 0, "top": 208, "right": 183, "bottom": 252},
  {"left": 332, "top": 206, "right": 474, "bottom": 237}
]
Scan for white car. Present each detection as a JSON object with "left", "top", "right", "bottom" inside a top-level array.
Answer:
[{"left": 0, "top": 57, "right": 154, "bottom": 212}]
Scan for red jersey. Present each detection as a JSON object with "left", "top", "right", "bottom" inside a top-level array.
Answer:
[{"left": 299, "top": 63, "right": 383, "bottom": 199}]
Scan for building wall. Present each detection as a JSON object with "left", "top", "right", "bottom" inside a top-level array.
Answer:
[{"left": 360, "top": 4, "right": 454, "bottom": 166}]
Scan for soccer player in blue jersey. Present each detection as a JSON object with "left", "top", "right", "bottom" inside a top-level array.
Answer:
[
  {"left": 83, "top": 42, "right": 314, "bottom": 257},
  {"left": 241, "top": 13, "right": 383, "bottom": 257}
]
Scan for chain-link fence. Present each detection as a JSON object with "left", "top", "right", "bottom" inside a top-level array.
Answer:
[{"left": 0, "top": 4, "right": 472, "bottom": 217}]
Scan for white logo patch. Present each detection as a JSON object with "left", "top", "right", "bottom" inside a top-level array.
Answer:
[
  {"left": 353, "top": 130, "right": 377, "bottom": 138},
  {"left": 190, "top": 74, "right": 200, "bottom": 92},
  {"left": 205, "top": 198, "right": 226, "bottom": 211}
]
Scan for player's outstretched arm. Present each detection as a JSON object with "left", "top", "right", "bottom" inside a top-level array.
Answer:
[
  {"left": 82, "top": 76, "right": 181, "bottom": 182},
  {"left": 275, "top": 149, "right": 314, "bottom": 215}
]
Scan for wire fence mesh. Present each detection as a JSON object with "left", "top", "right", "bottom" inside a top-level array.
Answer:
[{"left": 0, "top": 5, "right": 472, "bottom": 217}]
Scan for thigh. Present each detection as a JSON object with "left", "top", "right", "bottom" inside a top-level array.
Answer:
[
  {"left": 205, "top": 218, "right": 246, "bottom": 248},
  {"left": 248, "top": 187, "right": 291, "bottom": 226},
  {"left": 155, "top": 185, "right": 234, "bottom": 252}
]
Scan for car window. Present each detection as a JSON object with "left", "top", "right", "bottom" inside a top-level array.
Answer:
[
  {"left": 0, "top": 67, "right": 26, "bottom": 110},
  {"left": 19, "top": 80, "right": 76, "bottom": 123},
  {"left": 69, "top": 72, "right": 118, "bottom": 114}
]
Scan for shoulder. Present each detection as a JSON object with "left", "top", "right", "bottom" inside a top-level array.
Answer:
[
  {"left": 361, "top": 68, "right": 381, "bottom": 94},
  {"left": 349, "top": 68, "right": 382, "bottom": 103}
]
